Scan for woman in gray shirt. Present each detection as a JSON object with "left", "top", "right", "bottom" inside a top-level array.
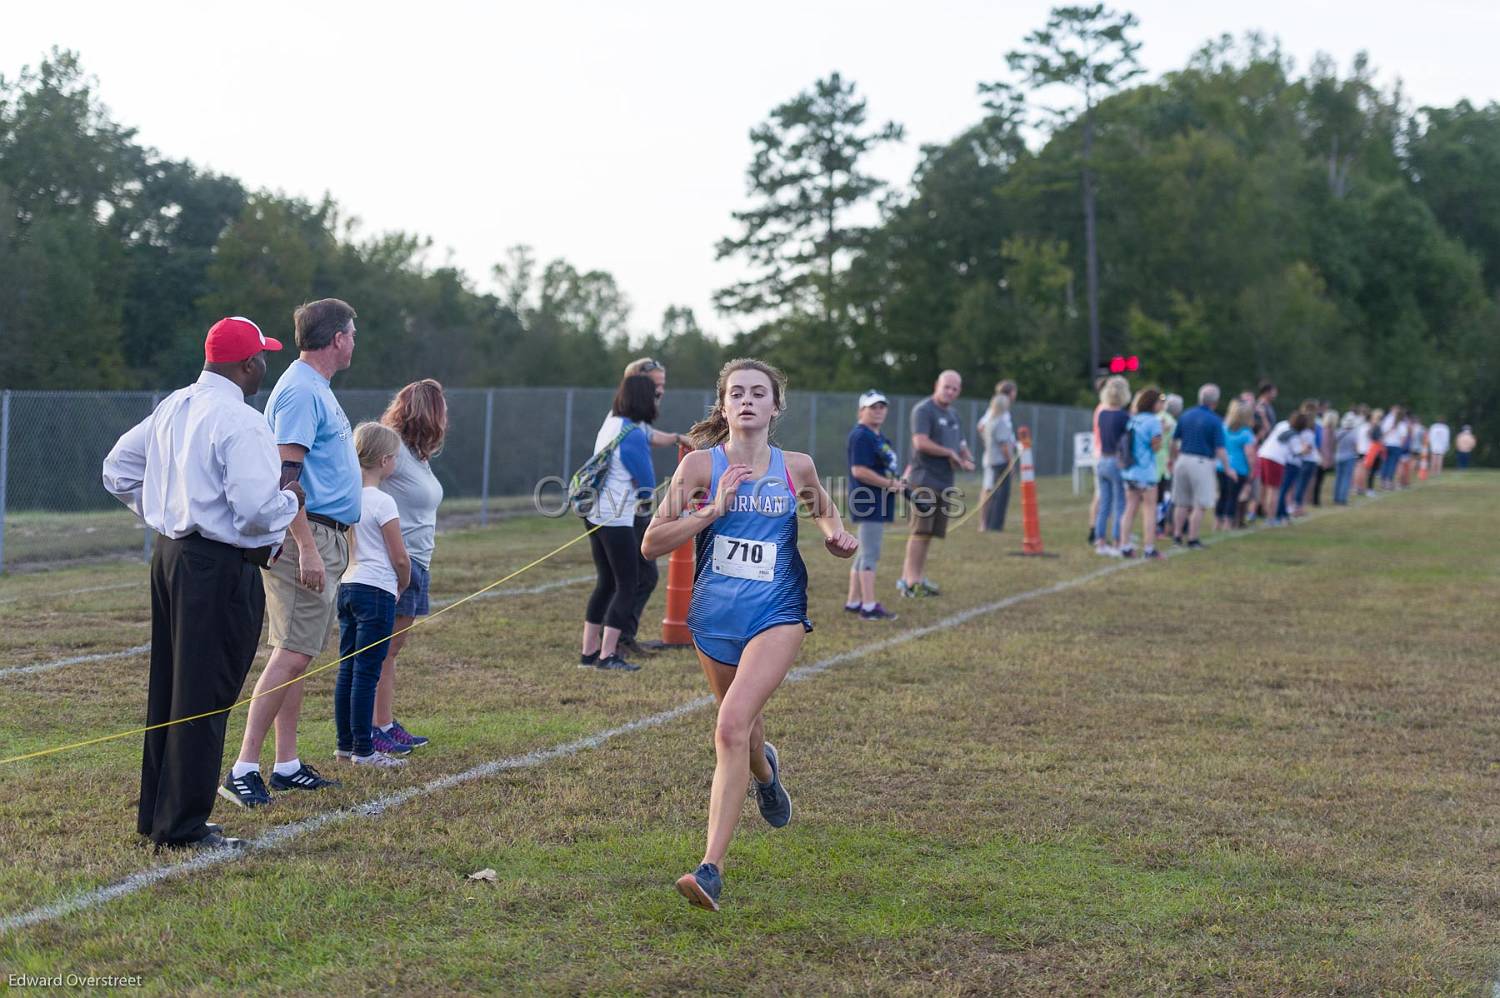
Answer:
[{"left": 374, "top": 379, "right": 448, "bottom": 753}]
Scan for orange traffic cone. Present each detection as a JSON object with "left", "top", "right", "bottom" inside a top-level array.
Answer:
[
  {"left": 661, "top": 443, "right": 695, "bottom": 646},
  {"left": 1419, "top": 451, "right": 1429, "bottom": 481},
  {"left": 1017, "top": 426, "right": 1045, "bottom": 556}
]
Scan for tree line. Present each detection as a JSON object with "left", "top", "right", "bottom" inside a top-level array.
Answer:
[{"left": 2, "top": 12, "right": 1497, "bottom": 460}]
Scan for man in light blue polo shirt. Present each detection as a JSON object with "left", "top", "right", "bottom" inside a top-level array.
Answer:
[
  {"left": 224, "top": 298, "right": 361, "bottom": 806},
  {"left": 1169, "top": 383, "right": 1236, "bottom": 548}
]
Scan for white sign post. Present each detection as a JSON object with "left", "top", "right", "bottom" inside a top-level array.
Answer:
[{"left": 1072, "top": 431, "right": 1096, "bottom": 495}]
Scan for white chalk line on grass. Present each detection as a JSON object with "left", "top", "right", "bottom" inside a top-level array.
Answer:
[
  {"left": 0, "top": 580, "right": 141, "bottom": 606},
  {"left": 0, "top": 575, "right": 595, "bottom": 680},
  {"left": 0, "top": 492, "right": 1394, "bottom": 935},
  {"left": 0, "top": 643, "right": 153, "bottom": 679}
]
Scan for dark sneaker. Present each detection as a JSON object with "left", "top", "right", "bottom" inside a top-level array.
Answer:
[
  {"left": 388, "top": 719, "right": 429, "bottom": 749},
  {"left": 753, "top": 742, "right": 793, "bottom": 828},
  {"left": 578, "top": 651, "right": 600, "bottom": 669},
  {"left": 1087, "top": 526, "right": 1096, "bottom": 545},
  {"left": 1119, "top": 546, "right": 1136, "bottom": 559},
  {"left": 675, "top": 862, "right": 723, "bottom": 912},
  {"left": 371, "top": 727, "right": 413, "bottom": 756},
  {"left": 158, "top": 829, "right": 248, "bottom": 854},
  {"left": 218, "top": 770, "right": 272, "bottom": 809},
  {"left": 859, "top": 603, "right": 898, "bottom": 621},
  {"left": 843, "top": 603, "right": 862, "bottom": 614},
  {"left": 596, "top": 655, "right": 641, "bottom": 672},
  {"left": 268, "top": 763, "right": 341, "bottom": 792},
  {"left": 1187, "top": 539, "right": 1205, "bottom": 550},
  {"left": 1142, "top": 548, "right": 1166, "bottom": 561}
]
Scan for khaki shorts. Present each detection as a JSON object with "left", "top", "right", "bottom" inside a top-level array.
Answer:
[
  {"left": 908, "top": 484, "right": 953, "bottom": 539},
  {"left": 1173, "top": 454, "right": 1219, "bottom": 509},
  {"left": 263, "top": 520, "right": 350, "bottom": 656}
]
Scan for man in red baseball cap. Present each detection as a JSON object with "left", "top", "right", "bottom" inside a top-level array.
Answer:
[
  {"left": 103, "top": 316, "right": 304, "bottom": 851},
  {"left": 204, "top": 316, "right": 283, "bottom": 392}
]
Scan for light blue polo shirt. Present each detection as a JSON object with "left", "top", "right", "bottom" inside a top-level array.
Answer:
[{"left": 264, "top": 359, "right": 361, "bottom": 524}]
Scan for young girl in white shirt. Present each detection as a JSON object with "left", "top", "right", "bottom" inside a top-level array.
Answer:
[{"left": 335, "top": 423, "right": 412, "bottom": 767}]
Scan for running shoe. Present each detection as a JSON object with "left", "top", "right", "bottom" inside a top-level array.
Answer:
[
  {"left": 334, "top": 749, "right": 352, "bottom": 762},
  {"left": 895, "top": 579, "right": 917, "bottom": 599},
  {"left": 843, "top": 602, "right": 862, "bottom": 614},
  {"left": 753, "top": 742, "right": 793, "bottom": 828},
  {"left": 388, "top": 719, "right": 429, "bottom": 749},
  {"left": 916, "top": 578, "right": 941, "bottom": 596},
  {"left": 218, "top": 770, "right": 272, "bottom": 809},
  {"left": 371, "top": 727, "right": 413, "bottom": 756},
  {"left": 1141, "top": 548, "right": 1166, "bottom": 561},
  {"left": 859, "top": 603, "right": 898, "bottom": 621},
  {"left": 1087, "top": 526, "right": 1096, "bottom": 545},
  {"left": 675, "top": 862, "right": 723, "bottom": 912},
  {"left": 350, "top": 750, "right": 407, "bottom": 768},
  {"left": 1119, "top": 546, "right": 1136, "bottom": 559},
  {"left": 1187, "top": 539, "right": 1205, "bottom": 550},
  {"left": 268, "top": 763, "right": 341, "bottom": 792},
  {"left": 1095, "top": 545, "right": 1122, "bottom": 558},
  {"left": 578, "top": 651, "right": 600, "bottom": 669},
  {"left": 596, "top": 655, "right": 641, "bottom": 672}
]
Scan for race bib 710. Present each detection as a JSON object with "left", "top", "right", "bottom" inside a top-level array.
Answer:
[{"left": 711, "top": 534, "right": 776, "bottom": 582}]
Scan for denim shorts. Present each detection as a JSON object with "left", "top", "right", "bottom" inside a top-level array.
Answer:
[{"left": 394, "top": 559, "right": 431, "bottom": 617}]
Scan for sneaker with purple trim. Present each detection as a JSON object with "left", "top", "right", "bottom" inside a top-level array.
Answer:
[
  {"left": 370, "top": 727, "right": 413, "bottom": 756},
  {"left": 387, "top": 719, "right": 429, "bottom": 749},
  {"left": 859, "top": 603, "right": 898, "bottom": 621}
]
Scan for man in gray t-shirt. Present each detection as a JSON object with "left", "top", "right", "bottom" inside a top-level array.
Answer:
[{"left": 899, "top": 370, "right": 974, "bottom": 598}]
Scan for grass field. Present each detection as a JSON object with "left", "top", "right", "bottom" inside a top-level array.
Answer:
[{"left": 0, "top": 473, "right": 1497, "bottom": 994}]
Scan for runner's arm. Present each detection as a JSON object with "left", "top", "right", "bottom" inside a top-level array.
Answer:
[
  {"left": 787, "top": 452, "right": 857, "bottom": 557},
  {"left": 641, "top": 450, "right": 719, "bottom": 559}
]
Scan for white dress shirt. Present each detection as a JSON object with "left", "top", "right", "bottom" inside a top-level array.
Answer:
[{"left": 102, "top": 371, "right": 299, "bottom": 548}]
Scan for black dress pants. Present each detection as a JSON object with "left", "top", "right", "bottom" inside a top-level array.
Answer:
[
  {"left": 139, "top": 533, "right": 264, "bottom": 845},
  {"left": 623, "top": 513, "right": 660, "bottom": 641}
]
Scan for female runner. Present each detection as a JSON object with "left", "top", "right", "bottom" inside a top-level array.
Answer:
[{"left": 642, "top": 358, "right": 858, "bottom": 911}]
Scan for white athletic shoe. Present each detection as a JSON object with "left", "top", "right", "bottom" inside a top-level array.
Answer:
[
  {"left": 350, "top": 751, "right": 407, "bottom": 768},
  {"left": 1095, "top": 545, "right": 1123, "bottom": 558}
]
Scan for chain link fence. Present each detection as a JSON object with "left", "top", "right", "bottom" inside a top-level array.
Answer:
[{"left": 0, "top": 387, "right": 1093, "bottom": 572}]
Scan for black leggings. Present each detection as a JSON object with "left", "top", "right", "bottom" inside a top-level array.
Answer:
[
  {"left": 1215, "top": 471, "right": 1238, "bottom": 521},
  {"left": 586, "top": 523, "right": 639, "bottom": 631}
]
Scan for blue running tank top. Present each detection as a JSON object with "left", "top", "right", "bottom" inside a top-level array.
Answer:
[{"left": 687, "top": 446, "right": 809, "bottom": 644}]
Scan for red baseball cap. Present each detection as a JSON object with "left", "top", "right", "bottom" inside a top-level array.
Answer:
[{"left": 205, "top": 316, "right": 283, "bottom": 363}]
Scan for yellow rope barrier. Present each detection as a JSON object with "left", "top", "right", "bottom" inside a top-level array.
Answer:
[{"left": 0, "top": 499, "right": 634, "bottom": 767}]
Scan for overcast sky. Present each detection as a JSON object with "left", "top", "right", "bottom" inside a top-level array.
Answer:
[{"left": 4, "top": 1, "right": 1497, "bottom": 342}]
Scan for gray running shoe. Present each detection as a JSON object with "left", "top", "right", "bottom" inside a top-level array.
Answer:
[{"left": 753, "top": 742, "right": 793, "bottom": 828}]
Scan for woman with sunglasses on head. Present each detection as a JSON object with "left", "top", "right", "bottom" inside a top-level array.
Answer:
[
  {"left": 643, "top": 358, "right": 858, "bottom": 912},
  {"left": 615, "top": 358, "right": 692, "bottom": 658}
]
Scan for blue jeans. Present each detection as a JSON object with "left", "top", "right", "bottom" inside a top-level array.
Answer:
[
  {"left": 1381, "top": 446, "right": 1405, "bottom": 484},
  {"left": 1275, "top": 464, "right": 1298, "bottom": 521},
  {"left": 1293, "top": 460, "right": 1316, "bottom": 507},
  {"left": 1094, "top": 458, "right": 1125, "bottom": 545},
  {"left": 335, "top": 582, "right": 396, "bottom": 756},
  {"left": 1333, "top": 457, "right": 1356, "bottom": 504}
]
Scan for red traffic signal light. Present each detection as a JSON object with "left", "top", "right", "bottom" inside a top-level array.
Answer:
[
  {"left": 1125, "top": 355, "right": 1140, "bottom": 372},
  {"left": 1109, "top": 355, "right": 1125, "bottom": 374}
]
